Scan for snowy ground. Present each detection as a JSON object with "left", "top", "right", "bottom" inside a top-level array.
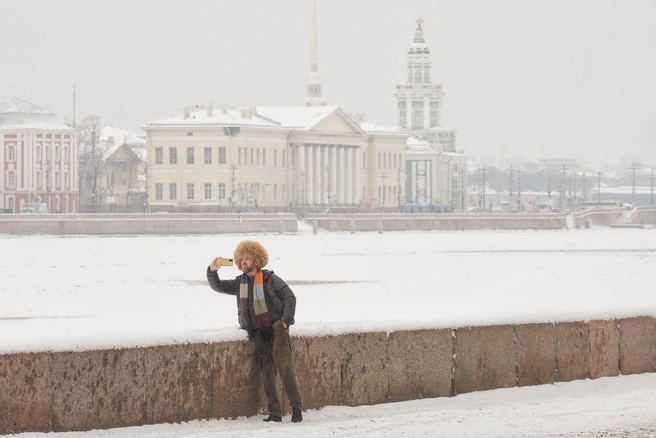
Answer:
[{"left": 2, "top": 226, "right": 656, "bottom": 436}]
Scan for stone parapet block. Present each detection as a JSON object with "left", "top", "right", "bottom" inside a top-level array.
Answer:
[
  {"left": 589, "top": 319, "right": 620, "bottom": 379},
  {"left": 0, "top": 352, "right": 51, "bottom": 434},
  {"left": 555, "top": 321, "right": 590, "bottom": 382},
  {"left": 51, "top": 348, "right": 146, "bottom": 431},
  {"left": 454, "top": 325, "right": 516, "bottom": 395},
  {"left": 340, "top": 332, "right": 388, "bottom": 406},
  {"left": 386, "top": 329, "right": 453, "bottom": 402},
  {"left": 619, "top": 316, "right": 656, "bottom": 375},
  {"left": 515, "top": 323, "right": 556, "bottom": 386}
]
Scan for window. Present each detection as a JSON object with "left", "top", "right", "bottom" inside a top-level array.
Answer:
[
  {"left": 262, "top": 149, "right": 266, "bottom": 166},
  {"left": 155, "top": 147, "right": 163, "bottom": 164},
  {"left": 46, "top": 145, "right": 51, "bottom": 160},
  {"left": 282, "top": 150, "right": 286, "bottom": 166},
  {"left": 36, "top": 170, "right": 41, "bottom": 188},
  {"left": 204, "top": 183, "right": 212, "bottom": 200},
  {"left": 218, "top": 147, "right": 226, "bottom": 164},
  {"left": 64, "top": 172, "right": 69, "bottom": 189},
  {"left": 414, "top": 67, "right": 422, "bottom": 83},
  {"left": 37, "top": 145, "right": 42, "bottom": 161},
  {"left": 274, "top": 184, "right": 278, "bottom": 200},
  {"left": 430, "top": 103, "right": 439, "bottom": 128},
  {"left": 169, "top": 183, "right": 177, "bottom": 200},
  {"left": 8, "top": 145, "right": 16, "bottom": 161},
  {"left": 412, "top": 103, "right": 423, "bottom": 129},
  {"left": 363, "top": 152, "right": 366, "bottom": 168},
  {"left": 244, "top": 148, "right": 248, "bottom": 165},
  {"left": 274, "top": 150, "right": 278, "bottom": 166},
  {"left": 8, "top": 170, "right": 16, "bottom": 187},
  {"left": 257, "top": 148, "right": 260, "bottom": 165},
  {"left": 238, "top": 147, "right": 242, "bottom": 165},
  {"left": 55, "top": 171, "right": 60, "bottom": 188},
  {"left": 55, "top": 145, "right": 60, "bottom": 161},
  {"left": 424, "top": 67, "right": 430, "bottom": 83},
  {"left": 407, "top": 66, "right": 413, "bottom": 82},
  {"left": 378, "top": 153, "right": 381, "bottom": 168},
  {"left": 250, "top": 148, "right": 254, "bottom": 165},
  {"left": 398, "top": 101, "right": 406, "bottom": 127},
  {"left": 204, "top": 147, "right": 212, "bottom": 164},
  {"left": 64, "top": 146, "right": 69, "bottom": 162},
  {"left": 186, "top": 183, "right": 194, "bottom": 200},
  {"left": 169, "top": 147, "right": 177, "bottom": 164},
  {"left": 187, "top": 147, "right": 194, "bottom": 164},
  {"left": 218, "top": 183, "right": 226, "bottom": 200},
  {"left": 155, "top": 183, "right": 163, "bottom": 200}
]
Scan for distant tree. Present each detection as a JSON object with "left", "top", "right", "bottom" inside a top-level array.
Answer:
[{"left": 78, "top": 116, "right": 110, "bottom": 210}]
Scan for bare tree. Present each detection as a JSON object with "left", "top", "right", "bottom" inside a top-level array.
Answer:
[{"left": 78, "top": 115, "right": 109, "bottom": 211}]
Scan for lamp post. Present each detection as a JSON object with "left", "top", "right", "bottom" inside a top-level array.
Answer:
[
  {"left": 396, "top": 166, "right": 402, "bottom": 209},
  {"left": 45, "top": 159, "right": 51, "bottom": 213},
  {"left": 230, "top": 164, "right": 236, "bottom": 212},
  {"left": 381, "top": 173, "right": 387, "bottom": 206},
  {"left": 300, "top": 171, "right": 305, "bottom": 206},
  {"left": 325, "top": 165, "right": 331, "bottom": 206}
]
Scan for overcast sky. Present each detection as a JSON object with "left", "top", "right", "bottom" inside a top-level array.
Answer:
[{"left": 2, "top": 0, "right": 655, "bottom": 166}]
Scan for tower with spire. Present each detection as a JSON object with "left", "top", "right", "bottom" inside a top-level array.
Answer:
[
  {"left": 305, "top": 0, "right": 325, "bottom": 106},
  {"left": 394, "top": 18, "right": 456, "bottom": 152}
]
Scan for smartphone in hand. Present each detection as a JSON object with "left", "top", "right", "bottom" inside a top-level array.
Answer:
[{"left": 216, "top": 257, "right": 234, "bottom": 267}]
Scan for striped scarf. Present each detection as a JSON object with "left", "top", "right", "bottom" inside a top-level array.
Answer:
[{"left": 240, "top": 271, "right": 272, "bottom": 329}]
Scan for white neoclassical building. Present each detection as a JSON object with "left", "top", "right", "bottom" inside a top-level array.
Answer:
[
  {"left": 143, "top": 106, "right": 407, "bottom": 212},
  {"left": 0, "top": 96, "right": 79, "bottom": 213},
  {"left": 395, "top": 19, "right": 468, "bottom": 211}
]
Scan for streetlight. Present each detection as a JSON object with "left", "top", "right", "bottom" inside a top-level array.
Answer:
[
  {"left": 395, "top": 166, "right": 402, "bottom": 209},
  {"left": 381, "top": 173, "right": 387, "bottom": 205},
  {"left": 325, "top": 165, "right": 331, "bottom": 206},
  {"left": 300, "top": 171, "right": 305, "bottom": 206}
]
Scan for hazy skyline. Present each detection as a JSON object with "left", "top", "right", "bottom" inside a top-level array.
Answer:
[{"left": 2, "top": 0, "right": 655, "bottom": 165}]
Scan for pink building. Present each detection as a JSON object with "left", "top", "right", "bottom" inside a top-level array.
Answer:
[{"left": 0, "top": 96, "right": 78, "bottom": 213}]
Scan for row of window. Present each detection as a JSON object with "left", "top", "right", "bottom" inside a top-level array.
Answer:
[
  {"left": 154, "top": 146, "right": 289, "bottom": 167},
  {"left": 4, "top": 144, "right": 71, "bottom": 162},
  {"left": 398, "top": 101, "right": 440, "bottom": 129},
  {"left": 5, "top": 170, "right": 70, "bottom": 189},
  {"left": 154, "top": 182, "right": 283, "bottom": 202},
  {"left": 407, "top": 65, "right": 430, "bottom": 84}
]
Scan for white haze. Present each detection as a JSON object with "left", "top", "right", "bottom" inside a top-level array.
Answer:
[{"left": 1, "top": 0, "right": 656, "bottom": 165}]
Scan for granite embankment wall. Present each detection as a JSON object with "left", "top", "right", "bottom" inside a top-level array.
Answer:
[
  {"left": 627, "top": 207, "right": 656, "bottom": 225},
  {"left": 305, "top": 213, "right": 568, "bottom": 232},
  {"left": 2, "top": 316, "right": 654, "bottom": 434},
  {"left": 0, "top": 213, "right": 298, "bottom": 235}
]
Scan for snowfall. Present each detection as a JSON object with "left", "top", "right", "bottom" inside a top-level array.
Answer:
[{"left": 2, "top": 224, "right": 656, "bottom": 437}]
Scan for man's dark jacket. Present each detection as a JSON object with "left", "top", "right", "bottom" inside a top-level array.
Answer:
[{"left": 206, "top": 268, "right": 296, "bottom": 330}]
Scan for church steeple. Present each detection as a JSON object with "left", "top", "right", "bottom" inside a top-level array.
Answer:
[{"left": 305, "top": 0, "right": 325, "bottom": 106}]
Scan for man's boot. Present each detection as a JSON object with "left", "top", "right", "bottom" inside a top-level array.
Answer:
[
  {"left": 263, "top": 414, "right": 282, "bottom": 422},
  {"left": 291, "top": 408, "right": 303, "bottom": 423}
]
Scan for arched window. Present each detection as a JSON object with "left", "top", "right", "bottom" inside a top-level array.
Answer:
[
  {"left": 398, "top": 101, "right": 406, "bottom": 127},
  {"left": 7, "top": 145, "right": 16, "bottom": 161},
  {"left": 412, "top": 104, "right": 424, "bottom": 129},
  {"left": 424, "top": 67, "right": 430, "bottom": 83},
  {"left": 430, "top": 104, "right": 439, "bottom": 128},
  {"left": 414, "top": 67, "right": 422, "bottom": 83},
  {"left": 407, "top": 66, "right": 413, "bottom": 82}
]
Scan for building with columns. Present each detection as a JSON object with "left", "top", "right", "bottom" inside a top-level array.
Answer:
[
  {"left": 0, "top": 96, "right": 78, "bottom": 213},
  {"left": 143, "top": 105, "right": 406, "bottom": 212},
  {"left": 395, "top": 20, "right": 468, "bottom": 211}
]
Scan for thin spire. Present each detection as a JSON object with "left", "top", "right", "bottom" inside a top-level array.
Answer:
[
  {"left": 305, "top": 0, "right": 325, "bottom": 106},
  {"left": 414, "top": 18, "right": 425, "bottom": 43}
]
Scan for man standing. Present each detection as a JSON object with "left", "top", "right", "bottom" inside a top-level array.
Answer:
[{"left": 206, "top": 240, "right": 303, "bottom": 423}]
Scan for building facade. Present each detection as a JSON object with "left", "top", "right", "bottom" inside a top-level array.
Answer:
[
  {"left": 143, "top": 106, "right": 407, "bottom": 212},
  {"left": 395, "top": 20, "right": 468, "bottom": 211},
  {"left": 0, "top": 96, "right": 78, "bottom": 213}
]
